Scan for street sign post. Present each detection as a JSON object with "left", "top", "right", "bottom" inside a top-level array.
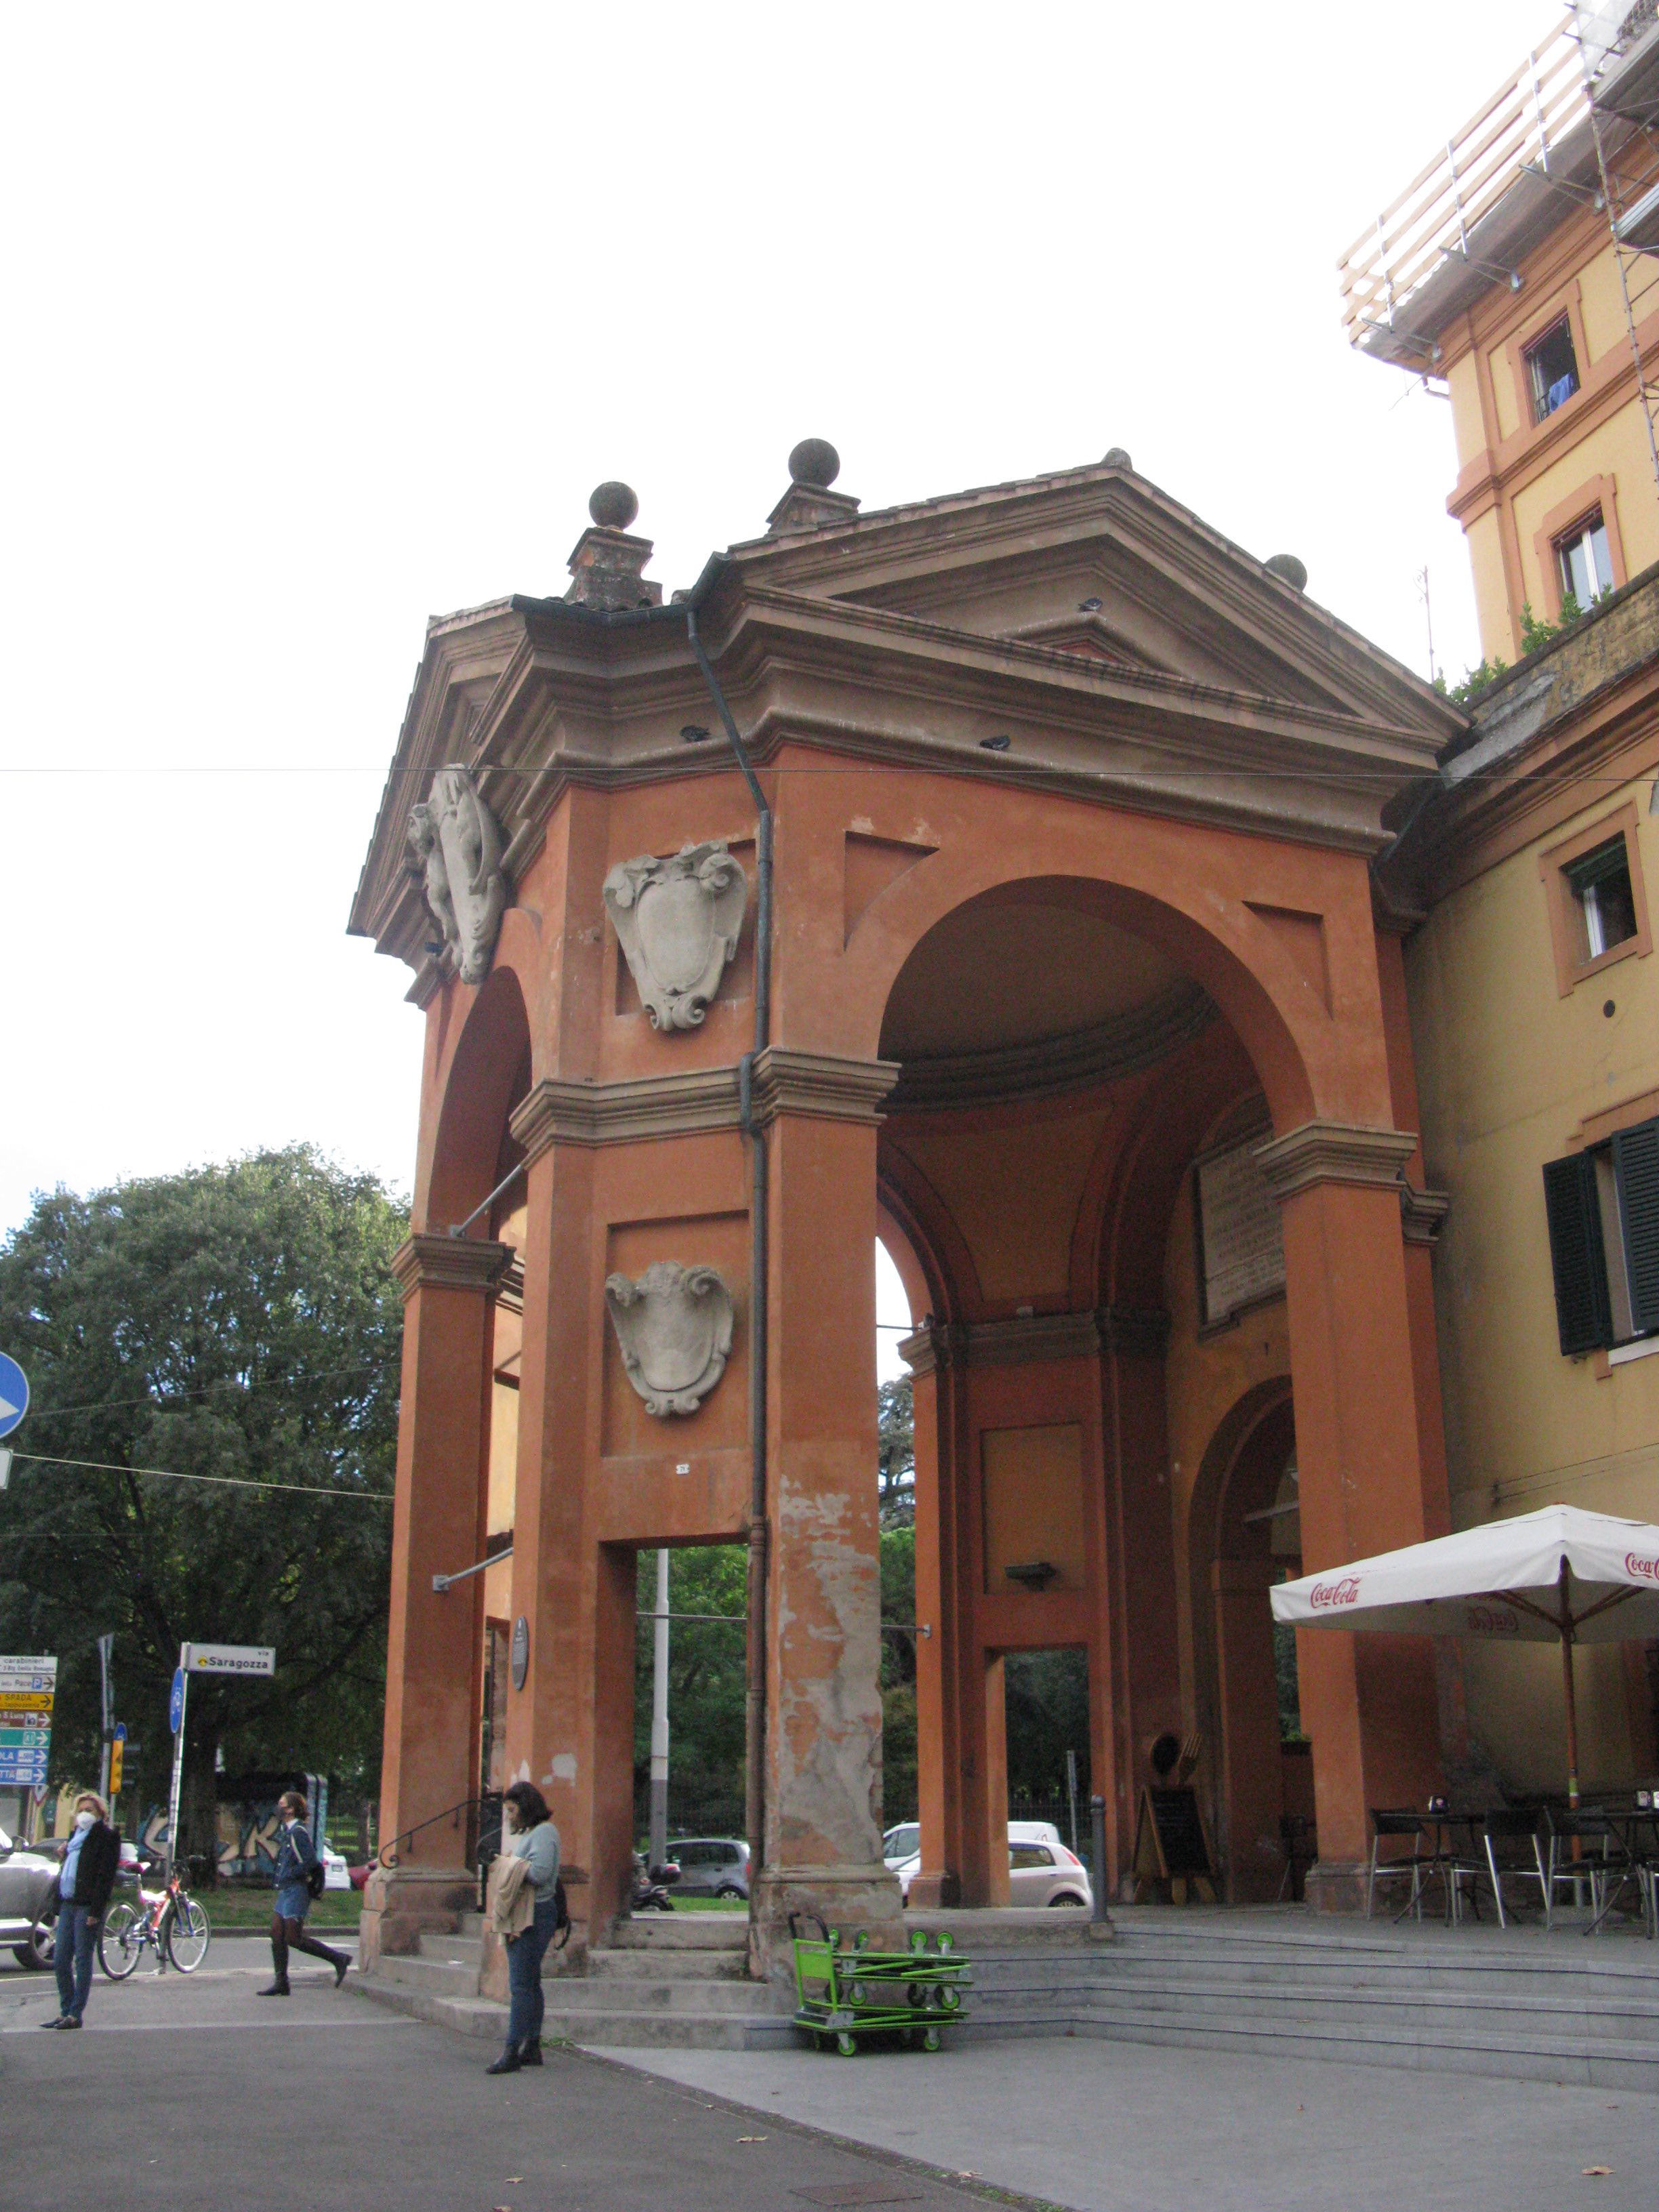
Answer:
[
  {"left": 0, "top": 1656, "right": 56, "bottom": 1789},
  {"left": 0, "top": 1352, "right": 28, "bottom": 1443},
  {"left": 165, "top": 1643, "right": 274, "bottom": 1872},
  {"left": 97, "top": 1633, "right": 115, "bottom": 1802}
]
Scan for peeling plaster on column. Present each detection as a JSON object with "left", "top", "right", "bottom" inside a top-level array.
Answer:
[
  {"left": 773, "top": 1477, "right": 885, "bottom": 1866},
  {"left": 550, "top": 1752, "right": 577, "bottom": 1782},
  {"left": 514, "top": 1759, "right": 531, "bottom": 1783}
]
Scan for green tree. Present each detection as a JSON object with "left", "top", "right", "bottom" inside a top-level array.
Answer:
[
  {"left": 0, "top": 1147, "right": 405, "bottom": 1868},
  {"left": 632, "top": 1545, "right": 747, "bottom": 1839},
  {"left": 878, "top": 1376, "right": 914, "bottom": 1526}
]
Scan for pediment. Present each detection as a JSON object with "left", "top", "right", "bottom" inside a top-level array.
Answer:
[{"left": 724, "top": 462, "right": 1450, "bottom": 731}]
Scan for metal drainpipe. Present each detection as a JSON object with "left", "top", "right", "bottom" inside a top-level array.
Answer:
[{"left": 685, "top": 605, "right": 773, "bottom": 1890}]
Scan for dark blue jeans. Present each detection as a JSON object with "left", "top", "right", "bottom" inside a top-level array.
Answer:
[
  {"left": 504, "top": 1898, "right": 559, "bottom": 2053},
  {"left": 55, "top": 1902, "right": 96, "bottom": 2021}
]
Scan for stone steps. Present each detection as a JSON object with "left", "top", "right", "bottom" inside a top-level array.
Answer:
[
  {"left": 359, "top": 1907, "right": 789, "bottom": 2051},
  {"left": 946, "top": 1917, "right": 1659, "bottom": 2087}
]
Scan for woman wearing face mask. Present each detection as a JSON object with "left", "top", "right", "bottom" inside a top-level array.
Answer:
[
  {"left": 42, "top": 1792, "right": 118, "bottom": 2030},
  {"left": 258, "top": 1789, "right": 350, "bottom": 1996},
  {"left": 486, "top": 1780, "right": 561, "bottom": 2074}
]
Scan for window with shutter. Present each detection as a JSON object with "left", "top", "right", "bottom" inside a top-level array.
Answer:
[
  {"left": 1613, "top": 1119, "right": 1659, "bottom": 1337},
  {"left": 1542, "top": 1151, "right": 1614, "bottom": 1355}
]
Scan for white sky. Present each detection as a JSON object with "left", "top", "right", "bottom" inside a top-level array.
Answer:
[{"left": 1, "top": 3, "right": 1530, "bottom": 1259}]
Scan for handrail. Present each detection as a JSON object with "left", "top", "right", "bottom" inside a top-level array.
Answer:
[{"left": 376, "top": 1794, "right": 490, "bottom": 1870}]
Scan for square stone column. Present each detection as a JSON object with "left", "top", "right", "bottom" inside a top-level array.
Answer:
[
  {"left": 362, "top": 1233, "right": 512, "bottom": 1967},
  {"left": 749, "top": 1063, "right": 905, "bottom": 1978},
  {"left": 1257, "top": 1123, "right": 1449, "bottom": 1911}
]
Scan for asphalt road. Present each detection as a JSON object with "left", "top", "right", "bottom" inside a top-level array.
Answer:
[{"left": 0, "top": 1944, "right": 1008, "bottom": 2212}]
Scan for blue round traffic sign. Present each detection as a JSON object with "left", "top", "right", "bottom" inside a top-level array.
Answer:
[
  {"left": 0, "top": 1352, "right": 28, "bottom": 1442},
  {"left": 168, "top": 1668, "right": 186, "bottom": 1735}
]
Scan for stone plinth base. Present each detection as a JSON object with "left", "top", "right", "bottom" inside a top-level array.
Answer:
[
  {"left": 905, "top": 1868, "right": 960, "bottom": 1910},
  {"left": 750, "top": 1863, "right": 906, "bottom": 1990},
  {"left": 1303, "top": 1858, "right": 1368, "bottom": 1914},
  {"left": 359, "top": 1864, "right": 475, "bottom": 1969}
]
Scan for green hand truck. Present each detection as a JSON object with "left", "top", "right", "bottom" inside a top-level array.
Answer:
[{"left": 790, "top": 1912, "right": 972, "bottom": 2055}]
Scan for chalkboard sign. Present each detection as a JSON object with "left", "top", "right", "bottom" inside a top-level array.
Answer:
[{"left": 1131, "top": 1785, "right": 1216, "bottom": 1898}]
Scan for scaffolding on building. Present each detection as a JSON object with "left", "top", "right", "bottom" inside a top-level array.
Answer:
[
  {"left": 1338, "top": 5, "right": 1659, "bottom": 500},
  {"left": 1575, "top": 1, "right": 1659, "bottom": 499}
]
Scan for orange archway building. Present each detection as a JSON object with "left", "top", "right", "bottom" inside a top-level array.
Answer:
[{"left": 349, "top": 449, "right": 1464, "bottom": 1973}]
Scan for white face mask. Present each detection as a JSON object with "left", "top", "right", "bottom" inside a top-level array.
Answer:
[{"left": 74, "top": 1811, "right": 95, "bottom": 1830}]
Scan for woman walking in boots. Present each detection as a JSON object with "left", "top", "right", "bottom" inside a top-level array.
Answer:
[
  {"left": 485, "top": 1780, "right": 561, "bottom": 2074},
  {"left": 259, "top": 1790, "right": 349, "bottom": 1995}
]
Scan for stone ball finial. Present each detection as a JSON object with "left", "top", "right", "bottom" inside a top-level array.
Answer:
[
  {"left": 1265, "top": 552, "right": 1308, "bottom": 592},
  {"left": 589, "top": 480, "right": 639, "bottom": 531},
  {"left": 788, "top": 438, "right": 840, "bottom": 488},
  {"left": 1103, "top": 447, "right": 1132, "bottom": 469}
]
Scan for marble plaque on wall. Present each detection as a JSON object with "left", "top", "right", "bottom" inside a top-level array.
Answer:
[{"left": 1196, "top": 1131, "right": 1285, "bottom": 1324}]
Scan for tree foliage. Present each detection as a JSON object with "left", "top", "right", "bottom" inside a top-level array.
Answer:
[
  {"left": 0, "top": 1147, "right": 405, "bottom": 1863},
  {"left": 878, "top": 1376, "right": 914, "bottom": 1526}
]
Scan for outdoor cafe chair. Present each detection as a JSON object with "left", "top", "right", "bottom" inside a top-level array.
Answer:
[
  {"left": 1366, "top": 1808, "right": 1446, "bottom": 1922},
  {"left": 1477, "top": 1806, "right": 1549, "bottom": 1929},
  {"left": 1583, "top": 1808, "right": 1659, "bottom": 1939},
  {"left": 1435, "top": 1809, "right": 1490, "bottom": 1927},
  {"left": 1540, "top": 1807, "right": 1636, "bottom": 1933}
]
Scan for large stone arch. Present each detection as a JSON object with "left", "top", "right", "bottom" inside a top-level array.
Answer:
[
  {"left": 840, "top": 796, "right": 1382, "bottom": 1130},
  {"left": 419, "top": 957, "right": 534, "bottom": 1232}
]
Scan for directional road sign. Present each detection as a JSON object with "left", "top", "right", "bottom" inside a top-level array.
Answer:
[
  {"left": 0, "top": 1654, "right": 53, "bottom": 1786},
  {"left": 0, "top": 1353, "right": 28, "bottom": 1442},
  {"left": 169, "top": 1668, "right": 186, "bottom": 1735},
  {"left": 186, "top": 1643, "right": 275, "bottom": 1677}
]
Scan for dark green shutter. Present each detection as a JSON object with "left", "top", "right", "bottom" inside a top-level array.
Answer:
[
  {"left": 1542, "top": 1151, "right": 1612, "bottom": 1355},
  {"left": 1613, "top": 1118, "right": 1659, "bottom": 1336}
]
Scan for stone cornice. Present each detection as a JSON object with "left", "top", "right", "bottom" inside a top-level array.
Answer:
[
  {"left": 886, "top": 986, "right": 1213, "bottom": 1112},
  {"left": 1254, "top": 1121, "right": 1418, "bottom": 1202},
  {"left": 511, "top": 1071, "right": 743, "bottom": 1157},
  {"left": 899, "top": 1304, "right": 1170, "bottom": 1374},
  {"left": 509, "top": 1051, "right": 900, "bottom": 1161},
  {"left": 749, "top": 1048, "right": 900, "bottom": 1126},
  {"left": 1400, "top": 1184, "right": 1451, "bottom": 1246},
  {"left": 390, "top": 1234, "right": 516, "bottom": 1300}
]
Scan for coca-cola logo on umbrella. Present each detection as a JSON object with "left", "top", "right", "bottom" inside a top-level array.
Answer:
[
  {"left": 1624, "top": 1553, "right": 1659, "bottom": 1583},
  {"left": 1463, "top": 1604, "right": 1519, "bottom": 1635},
  {"left": 1309, "top": 1576, "right": 1360, "bottom": 1610}
]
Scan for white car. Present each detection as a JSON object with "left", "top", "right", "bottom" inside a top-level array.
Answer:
[
  {"left": 321, "top": 1843, "right": 352, "bottom": 1892},
  {"left": 882, "top": 1822, "right": 919, "bottom": 1867},
  {"left": 892, "top": 1820, "right": 1092, "bottom": 1909}
]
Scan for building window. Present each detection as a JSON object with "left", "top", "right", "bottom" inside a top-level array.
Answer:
[
  {"left": 1525, "top": 316, "right": 1580, "bottom": 422},
  {"left": 1539, "top": 804, "right": 1652, "bottom": 994},
  {"left": 1555, "top": 510, "right": 1615, "bottom": 609},
  {"left": 1543, "top": 1118, "right": 1659, "bottom": 1355},
  {"left": 1564, "top": 836, "right": 1639, "bottom": 961}
]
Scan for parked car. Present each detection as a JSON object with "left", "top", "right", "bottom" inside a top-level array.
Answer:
[
  {"left": 0, "top": 1826, "right": 61, "bottom": 1969},
  {"left": 321, "top": 1843, "right": 352, "bottom": 1891},
  {"left": 891, "top": 1820, "right": 1092, "bottom": 1910},
  {"left": 666, "top": 1837, "right": 749, "bottom": 1899},
  {"left": 882, "top": 1822, "right": 919, "bottom": 1867}
]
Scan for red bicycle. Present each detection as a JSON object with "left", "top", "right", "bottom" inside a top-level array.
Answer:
[{"left": 98, "top": 1865, "right": 211, "bottom": 1978}]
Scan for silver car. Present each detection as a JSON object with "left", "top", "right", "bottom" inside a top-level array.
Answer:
[
  {"left": 0, "top": 1827, "right": 61, "bottom": 1969},
  {"left": 892, "top": 1820, "right": 1094, "bottom": 1909},
  {"left": 666, "top": 1837, "right": 750, "bottom": 1899}
]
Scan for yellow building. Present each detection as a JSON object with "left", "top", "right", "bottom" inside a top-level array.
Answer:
[{"left": 1351, "top": 9, "right": 1659, "bottom": 1795}]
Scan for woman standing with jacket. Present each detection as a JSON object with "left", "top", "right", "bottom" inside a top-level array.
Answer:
[
  {"left": 258, "top": 1790, "right": 350, "bottom": 1995},
  {"left": 487, "top": 1780, "right": 561, "bottom": 2074},
  {"left": 41, "top": 1792, "right": 118, "bottom": 2030}
]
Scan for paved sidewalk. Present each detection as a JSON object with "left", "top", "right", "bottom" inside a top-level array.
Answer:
[
  {"left": 0, "top": 1952, "right": 1000, "bottom": 2212},
  {"left": 598, "top": 2034, "right": 1659, "bottom": 2212}
]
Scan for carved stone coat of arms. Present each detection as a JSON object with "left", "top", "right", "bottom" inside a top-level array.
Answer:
[
  {"left": 602, "top": 842, "right": 747, "bottom": 1031},
  {"left": 604, "top": 1262, "right": 735, "bottom": 1417},
  {"left": 408, "top": 765, "right": 508, "bottom": 986}
]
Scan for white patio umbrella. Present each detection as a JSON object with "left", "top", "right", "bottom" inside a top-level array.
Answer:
[{"left": 1271, "top": 1504, "right": 1659, "bottom": 1807}]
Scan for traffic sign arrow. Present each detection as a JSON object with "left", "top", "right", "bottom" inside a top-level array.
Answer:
[{"left": 0, "top": 1353, "right": 28, "bottom": 1441}]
